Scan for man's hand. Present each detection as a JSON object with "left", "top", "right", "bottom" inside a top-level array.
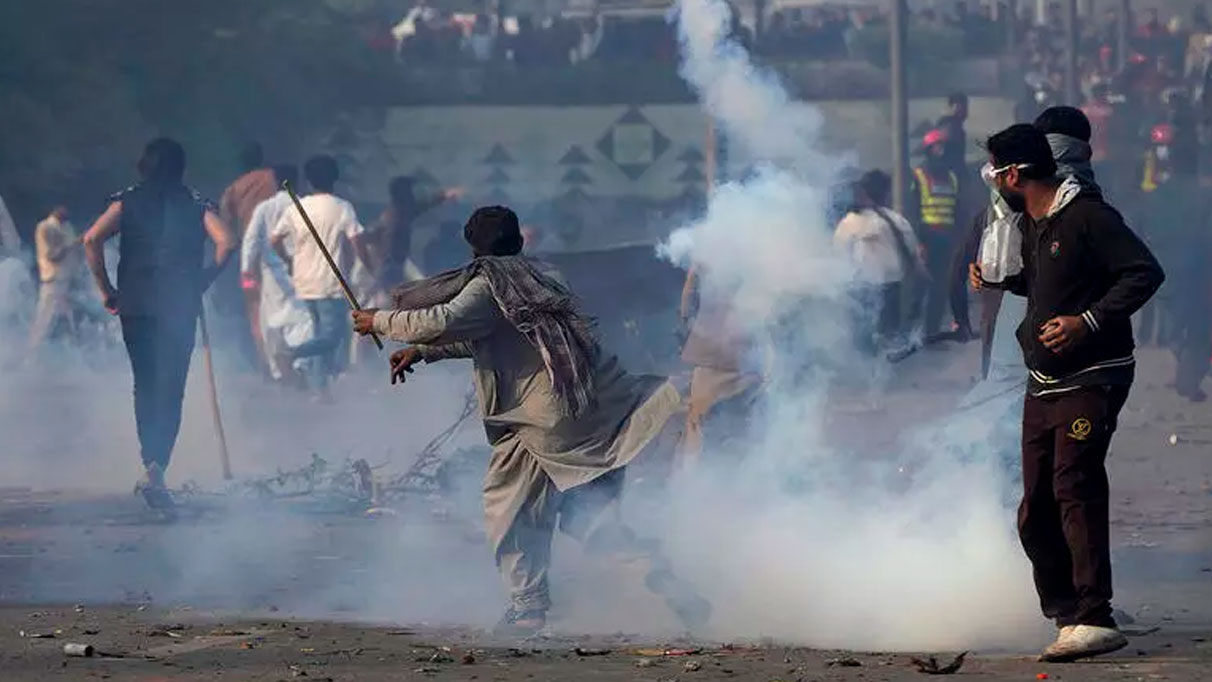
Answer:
[
  {"left": 1038, "top": 315, "right": 1089, "bottom": 354},
  {"left": 351, "top": 308, "right": 379, "bottom": 336},
  {"left": 390, "top": 347, "right": 422, "bottom": 385},
  {"left": 969, "top": 263, "right": 984, "bottom": 291},
  {"left": 102, "top": 291, "right": 120, "bottom": 316}
]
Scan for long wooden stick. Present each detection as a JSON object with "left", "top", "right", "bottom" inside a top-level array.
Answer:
[
  {"left": 198, "top": 308, "right": 233, "bottom": 480},
  {"left": 281, "top": 180, "right": 383, "bottom": 350}
]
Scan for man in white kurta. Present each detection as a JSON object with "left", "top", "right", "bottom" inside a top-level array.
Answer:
[
  {"left": 241, "top": 169, "right": 312, "bottom": 380},
  {"left": 353, "top": 206, "right": 706, "bottom": 633}
]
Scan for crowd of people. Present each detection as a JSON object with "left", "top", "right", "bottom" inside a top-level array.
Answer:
[
  {"left": 375, "top": 0, "right": 1007, "bottom": 68},
  {"left": 828, "top": 91, "right": 1210, "bottom": 404}
]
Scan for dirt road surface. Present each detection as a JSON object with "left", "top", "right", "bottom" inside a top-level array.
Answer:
[{"left": 1, "top": 345, "right": 1210, "bottom": 680}]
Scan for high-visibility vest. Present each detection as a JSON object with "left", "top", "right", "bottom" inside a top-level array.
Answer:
[{"left": 913, "top": 167, "right": 958, "bottom": 230}]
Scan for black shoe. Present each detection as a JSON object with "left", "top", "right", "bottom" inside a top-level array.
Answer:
[{"left": 135, "top": 464, "right": 177, "bottom": 515}]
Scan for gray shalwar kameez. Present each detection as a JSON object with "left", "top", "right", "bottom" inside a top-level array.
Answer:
[{"left": 373, "top": 275, "right": 681, "bottom": 612}]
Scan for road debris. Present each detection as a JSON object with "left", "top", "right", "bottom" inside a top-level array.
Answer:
[
  {"left": 683, "top": 660, "right": 703, "bottom": 672},
  {"left": 909, "top": 651, "right": 967, "bottom": 675},
  {"left": 461, "top": 652, "right": 476, "bottom": 664},
  {"left": 20, "top": 629, "right": 59, "bottom": 638},
  {"left": 63, "top": 643, "right": 95, "bottom": 657},
  {"left": 421, "top": 651, "right": 454, "bottom": 663},
  {"left": 574, "top": 647, "right": 611, "bottom": 656},
  {"left": 635, "top": 657, "right": 657, "bottom": 668},
  {"left": 634, "top": 647, "right": 703, "bottom": 657},
  {"left": 826, "top": 656, "right": 862, "bottom": 667}
]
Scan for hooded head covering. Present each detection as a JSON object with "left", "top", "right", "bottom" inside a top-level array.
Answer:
[{"left": 1045, "top": 133, "right": 1099, "bottom": 190}]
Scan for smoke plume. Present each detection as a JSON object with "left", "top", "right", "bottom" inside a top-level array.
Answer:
[{"left": 657, "top": 0, "right": 1041, "bottom": 650}]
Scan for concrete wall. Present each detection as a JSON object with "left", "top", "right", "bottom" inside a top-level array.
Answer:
[{"left": 330, "top": 96, "right": 1015, "bottom": 210}]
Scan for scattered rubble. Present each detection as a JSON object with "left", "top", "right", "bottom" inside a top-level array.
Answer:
[
  {"left": 826, "top": 655, "right": 862, "bottom": 667},
  {"left": 909, "top": 651, "right": 967, "bottom": 675},
  {"left": 63, "top": 643, "right": 94, "bottom": 657}
]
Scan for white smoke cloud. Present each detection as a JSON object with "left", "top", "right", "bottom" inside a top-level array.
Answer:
[{"left": 658, "top": 0, "right": 1041, "bottom": 651}]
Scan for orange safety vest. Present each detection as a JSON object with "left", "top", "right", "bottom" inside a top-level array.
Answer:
[{"left": 913, "top": 167, "right": 958, "bottom": 230}]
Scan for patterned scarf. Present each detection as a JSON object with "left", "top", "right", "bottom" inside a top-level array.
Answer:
[{"left": 392, "top": 256, "right": 598, "bottom": 418}]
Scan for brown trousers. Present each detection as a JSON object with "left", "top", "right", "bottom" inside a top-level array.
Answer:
[{"left": 1019, "top": 384, "right": 1130, "bottom": 628}]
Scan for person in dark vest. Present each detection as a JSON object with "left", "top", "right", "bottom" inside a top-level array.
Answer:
[
  {"left": 82, "top": 138, "right": 236, "bottom": 509},
  {"left": 908, "top": 128, "right": 966, "bottom": 339}
]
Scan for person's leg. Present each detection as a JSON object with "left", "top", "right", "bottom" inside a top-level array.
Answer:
[
  {"left": 560, "top": 469, "right": 712, "bottom": 629},
  {"left": 120, "top": 315, "right": 161, "bottom": 472},
  {"left": 1018, "top": 394, "right": 1079, "bottom": 627},
  {"left": 293, "top": 299, "right": 341, "bottom": 391},
  {"left": 300, "top": 298, "right": 347, "bottom": 388},
  {"left": 1173, "top": 293, "right": 1211, "bottom": 400},
  {"left": 147, "top": 314, "right": 198, "bottom": 474},
  {"left": 947, "top": 234, "right": 974, "bottom": 338},
  {"left": 484, "top": 441, "right": 560, "bottom": 629},
  {"left": 1051, "top": 386, "right": 1128, "bottom": 629},
  {"left": 922, "top": 232, "right": 949, "bottom": 336},
  {"left": 677, "top": 367, "right": 761, "bottom": 468},
  {"left": 25, "top": 281, "right": 68, "bottom": 356},
  {"left": 849, "top": 285, "right": 878, "bottom": 356},
  {"left": 1038, "top": 386, "right": 1131, "bottom": 662},
  {"left": 877, "top": 282, "right": 901, "bottom": 343}
]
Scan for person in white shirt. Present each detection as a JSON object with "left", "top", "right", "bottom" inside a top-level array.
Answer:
[
  {"left": 26, "top": 206, "right": 80, "bottom": 355},
  {"left": 241, "top": 165, "right": 313, "bottom": 382},
  {"left": 833, "top": 169, "right": 924, "bottom": 353},
  {"left": 270, "top": 155, "right": 371, "bottom": 393}
]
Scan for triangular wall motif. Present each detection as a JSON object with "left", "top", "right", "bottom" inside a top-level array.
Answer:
[
  {"left": 561, "top": 167, "right": 593, "bottom": 185},
  {"left": 483, "top": 143, "right": 516, "bottom": 165},
  {"left": 676, "top": 165, "right": 706, "bottom": 183},
  {"left": 485, "top": 167, "right": 511, "bottom": 184},
  {"left": 558, "top": 145, "right": 592, "bottom": 165}
]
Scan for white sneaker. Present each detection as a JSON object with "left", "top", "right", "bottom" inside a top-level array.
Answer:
[{"left": 1039, "top": 625, "right": 1127, "bottom": 662}]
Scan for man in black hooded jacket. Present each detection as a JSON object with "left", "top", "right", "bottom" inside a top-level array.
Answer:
[{"left": 971, "top": 124, "right": 1164, "bottom": 663}]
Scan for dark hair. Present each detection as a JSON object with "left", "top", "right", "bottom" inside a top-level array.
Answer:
[
  {"left": 388, "top": 176, "right": 417, "bottom": 205},
  {"left": 137, "top": 137, "right": 186, "bottom": 185},
  {"left": 948, "top": 92, "right": 969, "bottom": 108},
  {"left": 857, "top": 169, "right": 891, "bottom": 206},
  {"left": 240, "top": 142, "right": 264, "bottom": 171},
  {"left": 1033, "top": 106, "right": 1092, "bottom": 142},
  {"left": 303, "top": 155, "right": 339, "bottom": 193},
  {"left": 463, "top": 205, "right": 522, "bottom": 257},
  {"left": 273, "top": 164, "right": 299, "bottom": 188},
  {"left": 985, "top": 124, "right": 1058, "bottom": 180}
]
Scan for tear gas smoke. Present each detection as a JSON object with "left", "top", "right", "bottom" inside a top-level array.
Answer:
[{"left": 656, "top": 0, "right": 1041, "bottom": 650}]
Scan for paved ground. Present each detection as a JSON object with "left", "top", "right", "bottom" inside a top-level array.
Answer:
[{"left": 0, "top": 343, "right": 1210, "bottom": 680}]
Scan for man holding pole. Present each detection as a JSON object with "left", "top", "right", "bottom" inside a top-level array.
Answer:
[
  {"left": 351, "top": 206, "right": 710, "bottom": 634},
  {"left": 271, "top": 155, "right": 373, "bottom": 396},
  {"left": 82, "top": 138, "right": 236, "bottom": 507}
]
